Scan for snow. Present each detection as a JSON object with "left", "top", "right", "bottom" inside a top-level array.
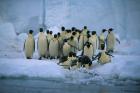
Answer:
[{"left": 0, "top": 58, "right": 64, "bottom": 79}]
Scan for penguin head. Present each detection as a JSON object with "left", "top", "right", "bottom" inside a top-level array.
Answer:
[
  {"left": 102, "top": 29, "right": 107, "bottom": 33},
  {"left": 87, "top": 31, "right": 90, "bottom": 34},
  {"left": 72, "top": 31, "right": 76, "bottom": 36},
  {"left": 64, "top": 39, "right": 67, "bottom": 42},
  {"left": 108, "top": 28, "right": 114, "bottom": 33},
  {"left": 70, "top": 36, "right": 74, "bottom": 40},
  {"left": 50, "top": 31, "right": 53, "bottom": 34},
  {"left": 84, "top": 26, "right": 87, "bottom": 29},
  {"left": 79, "top": 30, "right": 82, "bottom": 34},
  {"left": 87, "top": 34, "right": 91, "bottom": 38},
  {"left": 61, "top": 26, "right": 65, "bottom": 31},
  {"left": 39, "top": 28, "right": 43, "bottom": 32},
  {"left": 66, "top": 29, "right": 71, "bottom": 33},
  {"left": 71, "top": 27, "right": 75, "bottom": 31},
  {"left": 46, "top": 30, "right": 49, "bottom": 34},
  {"left": 57, "top": 32, "right": 60, "bottom": 36},
  {"left": 87, "top": 43, "right": 90, "bottom": 48},
  {"left": 92, "top": 31, "right": 96, "bottom": 35},
  {"left": 29, "top": 30, "right": 33, "bottom": 34},
  {"left": 54, "top": 34, "right": 57, "bottom": 38}
]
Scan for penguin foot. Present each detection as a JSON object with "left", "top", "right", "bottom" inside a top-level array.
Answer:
[
  {"left": 50, "top": 57, "right": 53, "bottom": 60},
  {"left": 57, "top": 56, "right": 60, "bottom": 59},
  {"left": 43, "top": 55, "right": 46, "bottom": 58},
  {"left": 27, "top": 57, "right": 31, "bottom": 59},
  {"left": 38, "top": 57, "right": 42, "bottom": 60}
]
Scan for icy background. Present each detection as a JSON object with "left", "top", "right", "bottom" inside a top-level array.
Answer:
[
  {"left": 0, "top": 0, "right": 140, "bottom": 39},
  {"left": 0, "top": 0, "right": 140, "bottom": 92}
]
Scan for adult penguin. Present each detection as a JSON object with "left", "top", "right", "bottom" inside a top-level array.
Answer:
[
  {"left": 49, "top": 34, "right": 59, "bottom": 59},
  {"left": 24, "top": 30, "right": 35, "bottom": 59},
  {"left": 98, "top": 29, "right": 106, "bottom": 50},
  {"left": 83, "top": 42, "right": 93, "bottom": 60},
  {"left": 63, "top": 39, "right": 71, "bottom": 57},
  {"left": 68, "top": 36, "right": 78, "bottom": 53},
  {"left": 106, "top": 28, "right": 119, "bottom": 53},
  {"left": 61, "top": 26, "right": 66, "bottom": 40},
  {"left": 57, "top": 32, "right": 63, "bottom": 57},
  {"left": 37, "top": 28, "right": 48, "bottom": 60},
  {"left": 94, "top": 44, "right": 111, "bottom": 64},
  {"left": 89, "top": 31, "right": 98, "bottom": 55}
]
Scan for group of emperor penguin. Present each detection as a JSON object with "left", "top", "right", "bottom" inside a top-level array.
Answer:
[{"left": 24, "top": 26, "right": 120, "bottom": 69}]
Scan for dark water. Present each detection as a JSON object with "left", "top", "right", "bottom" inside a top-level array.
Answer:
[{"left": 0, "top": 78, "right": 140, "bottom": 93}]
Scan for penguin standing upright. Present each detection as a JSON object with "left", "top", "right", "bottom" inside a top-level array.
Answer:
[
  {"left": 49, "top": 34, "right": 59, "bottom": 59},
  {"left": 83, "top": 42, "right": 93, "bottom": 60},
  {"left": 37, "top": 28, "right": 47, "bottom": 60},
  {"left": 98, "top": 29, "right": 106, "bottom": 50},
  {"left": 89, "top": 31, "right": 98, "bottom": 55},
  {"left": 63, "top": 39, "right": 71, "bottom": 57},
  {"left": 60, "top": 26, "right": 66, "bottom": 40},
  {"left": 24, "top": 30, "right": 35, "bottom": 59},
  {"left": 106, "top": 28, "right": 116, "bottom": 53},
  {"left": 57, "top": 32, "right": 63, "bottom": 57},
  {"left": 68, "top": 36, "right": 78, "bottom": 53}
]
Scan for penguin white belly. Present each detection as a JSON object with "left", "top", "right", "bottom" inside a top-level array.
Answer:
[
  {"left": 107, "top": 34, "right": 115, "bottom": 51},
  {"left": 63, "top": 44, "right": 71, "bottom": 56},
  {"left": 49, "top": 40, "right": 59, "bottom": 57},
  {"left": 89, "top": 38, "right": 96, "bottom": 55},
  {"left": 38, "top": 37, "right": 47, "bottom": 57},
  {"left": 84, "top": 46, "right": 93, "bottom": 60},
  {"left": 78, "top": 36, "right": 84, "bottom": 50},
  {"left": 25, "top": 38, "right": 34, "bottom": 58}
]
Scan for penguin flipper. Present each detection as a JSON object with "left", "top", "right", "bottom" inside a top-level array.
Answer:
[
  {"left": 37, "top": 38, "right": 39, "bottom": 50},
  {"left": 34, "top": 39, "right": 35, "bottom": 52},
  {"left": 23, "top": 40, "right": 26, "bottom": 51}
]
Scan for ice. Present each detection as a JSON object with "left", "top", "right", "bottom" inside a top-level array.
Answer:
[
  {"left": 0, "top": 23, "right": 17, "bottom": 50},
  {"left": 0, "top": 0, "right": 140, "bottom": 39},
  {"left": 0, "top": 58, "right": 65, "bottom": 79}
]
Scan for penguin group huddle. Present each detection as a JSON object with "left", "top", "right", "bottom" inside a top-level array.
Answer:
[{"left": 24, "top": 26, "right": 120, "bottom": 69}]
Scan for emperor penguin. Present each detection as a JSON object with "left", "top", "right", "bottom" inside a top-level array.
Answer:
[
  {"left": 82, "top": 26, "right": 88, "bottom": 36},
  {"left": 83, "top": 42, "right": 93, "bottom": 60},
  {"left": 49, "top": 34, "right": 59, "bottom": 59},
  {"left": 24, "top": 30, "right": 35, "bottom": 59},
  {"left": 47, "top": 31, "right": 53, "bottom": 44},
  {"left": 98, "top": 29, "right": 106, "bottom": 50},
  {"left": 72, "top": 31, "right": 78, "bottom": 51},
  {"left": 106, "top": 28, "right": 115, "bottom": 53},
  {"left": 60, "top": 26, "right": 66, "bottom": 40},
  {"left": 63, "top": 39, "right": 71, "bottom": 57},
  {"left": 68, "top": 36, "right": 78, "bottom": 53},
  {"left": 98, "top": 44, "right": 111, "bottom": 64},
  {"left": 37, "top": 28, "right": 48, "bottom": 60},
  {"left": 89, "top": 31, "right": 98, "bottom": 55},
  {"left": 57, "top": 32, "right": 63, "bottom": 57}
]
